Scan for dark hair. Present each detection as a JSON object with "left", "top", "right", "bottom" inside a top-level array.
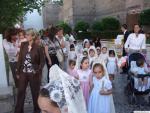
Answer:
[
  {"left": 48, "top": 26, "right": 58, "bottom": 41},
  {"left": 5, "top": 28, "right": 17, "bottom": 42},
  {"left": 18, "top": 29, "right": 25, "bottom": 36},
  {"left": 89, "top": 41, "right": 93, "bottom": 46},
  {"left": 70, "top": 44, "right": 75, "bottom": 50},
  {"left": 93, "top": 63, "right": 105, "bottom": 75},
  {"left": 136, "top": 59, "right": 145, "bottom": 67},
  {"left": 122, "top": 24, "right": 128, "bottom": 29},
  {"left": 83, "top": 42, "right": 88, "bottom": 48},
  {"left": 56, "top": 27, "right": 63, "bottom": 32},
  {"left": 109, "top": 50, "right": 115, "bottom": 56},
  {"left": 69, "top": 60, "right": 76, "bottom": 66},
  {"left": 39, "top": 88, "right": 59, "bottom": 108},
  {"left": 80, "top": 57, "right": 89, "bottom": 69},
  {"left": 133, "top": 24, "right": 144, "bottom": 34}
]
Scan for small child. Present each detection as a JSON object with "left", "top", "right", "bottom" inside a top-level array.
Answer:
[
  {"left": 132, "top": 59, "right": 149, "bottom": 91},
  {"left": 99, "top": 47, "right": 108, "bottom": 64},
  {"left": 107, "top": 50, "right": 117, "bottom": 81},
  {"left": 117, "top": 52, "right": 127, "bottom": 69},
  {"left": 96, "top": 47, "right": 101, "bottom": 57},
  {"left": 68, "top": 44, "right": 77, "bottom": 60},
  {"left": 88, "top": 63, "right": 115, "bottom": 113},
  {"left": 77, "top": 57, "right": 92, "bottom": 107},
  {"left": 88, "top": 46, "right": 97, "bottom": 68},
  {"left": 67, "top": 60, "right": 78, "bottom": 79}
]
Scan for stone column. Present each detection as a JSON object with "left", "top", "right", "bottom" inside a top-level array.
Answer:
[
  {"left": 0, "top": 34, "right": 8, "bottom": 87},
  {"left": 0, "top": 34, "right": 13, "bottom": 113}
]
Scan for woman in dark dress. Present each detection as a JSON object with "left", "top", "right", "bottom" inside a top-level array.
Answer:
[{"left": 43, "top": 27, "right": 62, "bottom": 82}]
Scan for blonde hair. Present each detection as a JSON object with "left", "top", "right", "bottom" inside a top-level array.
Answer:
[{"left": 26, "top": 28, "right": 37, "bottom": 41}]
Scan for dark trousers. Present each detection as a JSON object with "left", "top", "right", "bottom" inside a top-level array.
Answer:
[
  {"left": 14, "top": 73, "right": 41, "bottom": 113},
  {"left": 46, "top": 54, "right": 59, "bottom": 82},
  {"left": 9, "top": 62, "right": 18, "bottom": 87},
  {"left": 122, "top": 48, "right": 128, "bottom": 73}
]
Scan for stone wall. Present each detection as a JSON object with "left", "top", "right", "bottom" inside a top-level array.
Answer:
[
  {"left": 42, "top": 0, "right": 150, "bottom": 28},
  {"left": 42, "top": 3, "right": 62, "bottom": 28}
]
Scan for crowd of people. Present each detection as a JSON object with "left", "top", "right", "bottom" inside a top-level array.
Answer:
[{"left": 2, "top": 23, "right": 148, "bottom": 113}]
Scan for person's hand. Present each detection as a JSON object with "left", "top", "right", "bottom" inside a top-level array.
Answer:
[
  {"left": 48, "top": 60, "right": 52, "bottom": 66},
  {"left": 99, "top": 89, "right": 107, "bottom": 95}
]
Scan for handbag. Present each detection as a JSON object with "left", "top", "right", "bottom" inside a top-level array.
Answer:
[
  {"left": 56, "top": 49, "right": 64, "bottom": 63},
  {"left": 55, "top": 38, "right": 64, "bottom": 63}
]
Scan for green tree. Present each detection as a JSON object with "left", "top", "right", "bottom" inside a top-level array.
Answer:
[
  {"left": 91, "top": 21, "right": 103, "bottom": 31},
  {"left": 57, "top": 21, "right": 72, "bottom": 34},
  {"left": 74, "top": 21, "right": 90, "bottom": 32},
  {"left": 52, "top": 0, "right": 63, "bottom": 5},
  {"left": 0, "top": 0, "right": 45, "bottom": 33},
  {"left": 101, "top": 17, "right": 120, "bottom": 31},
  {"left": 139, "top": 9, "right": 150, "bottom": 25}
]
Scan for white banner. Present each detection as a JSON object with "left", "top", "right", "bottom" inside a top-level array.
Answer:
[{"left": 0, "top": 34, "right": 8, "bottom": 87}]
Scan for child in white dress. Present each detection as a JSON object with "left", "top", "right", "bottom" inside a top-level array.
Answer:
[
  {"left": 99, "top": 47, "right": 108, "bottom": 64},
  {"left": 68, "top": 44, "right": 77, "bottom": 60},
  {"left": 107, "top": 50, "right": 117, "bottom": 81},
  {"left": 88, "top": 63, "right": 115, "bottom": 113},
  {"left": 88, "top": 46, "right": 97, "bottom": 69}
]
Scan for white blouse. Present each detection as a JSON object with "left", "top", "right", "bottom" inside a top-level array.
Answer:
[
  {"left": 3, "top": 39, "right": 18, "bottom": 62},
  {"left": 124, "top": 33, "right": 146, "bottom": 50}
]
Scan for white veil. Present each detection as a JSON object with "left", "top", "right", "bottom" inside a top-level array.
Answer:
[
  {"left": 44, "top": 65, "right": 87, "bottom": 113},
  {"left": 92, "top": 59, "right": 116, "bottom": 113}
]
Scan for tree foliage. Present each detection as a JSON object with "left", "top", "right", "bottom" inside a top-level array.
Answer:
[
  {"left": 0, "top": 0, "right": 45, "bottom": 33},
  {"left": 74, "top": 21, "right": 90, "bottom": 32},
  {"left": 101, "top": 17, "right": 120, "bottom": 31},
  {"left": 57, "top": 21, "right": 72, "bottom": 34},
  {"left": 91, "top": 21, "right": 103, "bottom": 31},
  {"left": 52, "top": 0, "right": 63, "bottom": 5},
  {"left": 139, "top": 9, "right": 150, "bottom": 25}
]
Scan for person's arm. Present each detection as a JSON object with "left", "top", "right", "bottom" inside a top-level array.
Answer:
[
  {"left": 124, "top": 34, "right": 131, "bottom": 51},
  {"left": 100, "top": 89, "right": 112, "bottom": 95},
  {"left": 60, "top": 38, "right": 65, "bottom": 48},
  {"left": 44, "top": 45, "right": 52, "bottom": 66},
  {"left": 100, "top": 80, "right": 112, "bottom": 95},
  {"left": 141, "top": 34, "right": 146, "bottom": 50},
  {"left": 38, "top": 46, "right": 45, "bottom": 71}
]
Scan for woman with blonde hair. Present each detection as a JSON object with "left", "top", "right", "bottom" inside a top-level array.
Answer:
[{"left": 14, "top": 28, "right": 45, "bottom": 113}]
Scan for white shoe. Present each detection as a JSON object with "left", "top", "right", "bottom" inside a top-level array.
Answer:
[{"left": 142, "top": 86, "right": 146, "bottom": 92}]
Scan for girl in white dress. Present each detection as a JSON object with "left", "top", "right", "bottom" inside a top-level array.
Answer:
[
  {"left": 88, "top": 46, "right": 97, "bottom": 69},
  {"left": 99, "top": 46, "right": 108, "bottom": 64},
  {"left": 107, "top": 50, "right": 117, "bottom": 81},
  {"left": 88, "top": 63, "right": 115, "bottom": 113}
]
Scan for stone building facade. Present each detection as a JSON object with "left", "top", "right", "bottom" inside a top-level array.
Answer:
[
  {"left": 43, "top": 0, "right": 150, "bottom": 29},
  {"left": 42, "top": 3, "right": 63, "bottom": 28}
]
